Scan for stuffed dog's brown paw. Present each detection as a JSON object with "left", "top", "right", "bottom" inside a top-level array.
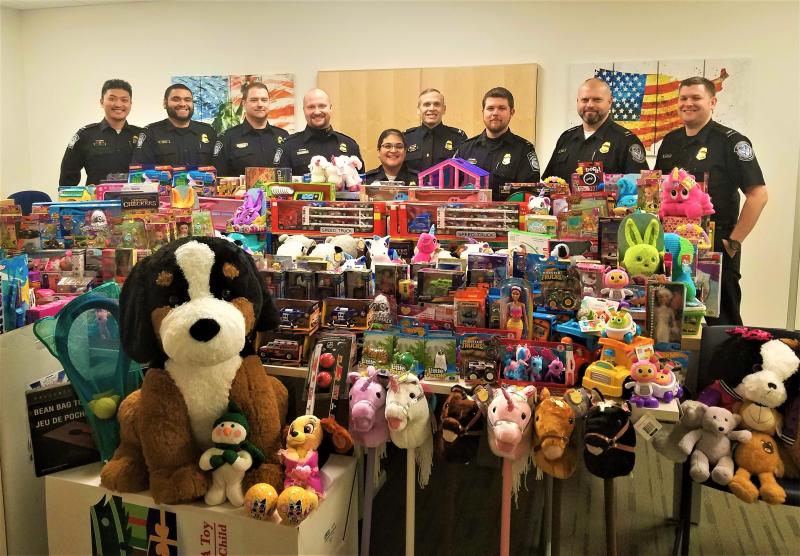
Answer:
[
  {"left": 243, "top": 462, "right": 283, "bottom": 494},
  {"left": 101, "top": 457, "right": 148, "bottom": 493},
  {"left": 150, "top": 465, "right": 208, "bottom": 505}
]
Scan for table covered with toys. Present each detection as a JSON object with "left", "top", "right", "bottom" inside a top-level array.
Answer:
[{"left": 7, "top": 160, "right": 796, "bottom": 556}]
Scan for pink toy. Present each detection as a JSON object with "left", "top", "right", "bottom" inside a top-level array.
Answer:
[
  {"left": 411, "top": 225, "right": 439, "bottom": 264},
  {"left": 480, "top": 385, "right": 537, "bottom": 461},
  {"left": 348, "top": 367, "right": 390, "bottom": 448},
  {"left": 659, "top": 167, "right": 714, "bottom": 219},
  {"left": 599, "top": 268, "right": 634, "bottom": 302},
  {"left": 527, "top": 190, "right": 552, "bottom": 213},
  {"left": 418, "top": 158, "right": 490, "bottom": 189},
  {"left": 334, "top": 155, "right": 362, "bottom": 192},
  {"left": 625, "top": 359, "right": 660, "bottom": 408},
  {"left": 543, "top": 358, "right": 565, "bottom": 383},
  {"left": 308, "top": 155, "right": 330, "bottom": 183}
]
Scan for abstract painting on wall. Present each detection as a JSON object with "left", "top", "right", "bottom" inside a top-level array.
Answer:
[
  {"left": 170, "top": 74, "right": 295, "bottom": 135},
  {"left": 568, "top": 60, "right": 750, "bottom": 154}
]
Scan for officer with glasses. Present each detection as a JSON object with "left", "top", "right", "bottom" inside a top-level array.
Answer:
[{"left": 363, "top": 129, "right": 418, "bottom": 185}]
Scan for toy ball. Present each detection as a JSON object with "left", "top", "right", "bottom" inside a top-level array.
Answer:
[
  {"left": 319, "top": 352, "right": 336, "bottom": 369},
  {"left": 244, "top": 483, "right": 278, "bottom": 520},
  {"left": 277, "top": 486, "right": 319, "bottom": 525},
  {"left": 316, "top": 371, "right": 333, "bottom": 389},
  {"left": 88, "top": 395, "right": 120, "bottom": 420}
]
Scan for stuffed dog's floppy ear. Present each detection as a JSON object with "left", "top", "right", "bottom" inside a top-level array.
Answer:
[{"left": 120, "top": 255, "right": 161, "bottom": 364}]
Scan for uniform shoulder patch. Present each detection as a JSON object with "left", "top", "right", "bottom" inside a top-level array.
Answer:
[
  {"left": 137, "top": 132, "right": 146, "bottom": 148},
  {"left": 733, "top": 140, "right": 755, "bottom": 161},
  {"left": 629, "top": 143, "right": 645, "bottom": 163},
  {"left": 68, "top": 133, "right": 80, "bottom": 149},
  {"left": 213, "top": 140, "right": 223, "bottom": 156}
]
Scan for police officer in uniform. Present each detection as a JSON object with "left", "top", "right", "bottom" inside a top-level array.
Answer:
[
  {"left": 278, "top": 88, "right": 363, "bottom": 176},
  {"left": 454, "top": 87, "right": 540, "bottom": 199},
  {"left": 60, "top": 79, "right": 142, "bottom": 185},
  {"left": 363, "top": 129, "right": 418, "bottom": 185},
  {"left": 655, "top": 76, "right": 767, "bottom": 326},
  {"left": 543, "top": 78, "right": 649, "bottom": 182},
  {"left": 131, "top": 84, "right": 216, "bottom": 166},
  {"left": 403, "top": 88, "right": 467, "bottom": 173},
  {"left": 212, "top": 82, "right": 289, "bottom": 176}
]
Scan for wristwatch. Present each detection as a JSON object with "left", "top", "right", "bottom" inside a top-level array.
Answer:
[{"left": 726, "top": 238, "right": 742, "bottom": 253}]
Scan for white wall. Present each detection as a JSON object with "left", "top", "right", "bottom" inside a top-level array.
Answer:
[
  {"left": 2, "top": 0, "right": 798, "bottom": 328},
  {"left": 0, "top": 7, "right": 31, "bottom": 192}
]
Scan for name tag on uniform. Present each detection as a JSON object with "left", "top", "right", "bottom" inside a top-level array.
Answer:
[
  {"left": 236, "top": 142, "right": 249, "bottom": 148},
  {"left": 661, "top": 153, "right": 672, "bottom": 159},
  {"left": 93, "top": 139, "right": 106, "bottom": 147},
  {"left": 157, "top": 139, "right": 171, "bottom": 145},
  {"left": 296, "top": 148, "right": 309, "bottom": 155},
  {"left": 557, "top": 147, "right": 568, "bottom": 154}
]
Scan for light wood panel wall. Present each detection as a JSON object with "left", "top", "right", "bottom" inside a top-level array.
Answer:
[{"left": 318, "top": 63, "right": 539, "bottom": 171}]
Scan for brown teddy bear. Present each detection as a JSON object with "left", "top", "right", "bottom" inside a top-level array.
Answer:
[
  {"left": 100, "top": 237, "right": 288, "bottom": 505},
  {"left": 728, "top": 432, "right": 785, "bottom": 504}
]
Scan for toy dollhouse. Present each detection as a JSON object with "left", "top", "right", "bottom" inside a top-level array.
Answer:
[{"left": 418, "top": 158, "right": 490, "bottom": 189}]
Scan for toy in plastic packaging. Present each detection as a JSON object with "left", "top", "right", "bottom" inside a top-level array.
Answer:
[{"left": 191, "top": 210, "right": 214, "bottom": 237}]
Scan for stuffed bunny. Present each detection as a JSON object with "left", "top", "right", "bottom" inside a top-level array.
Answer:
[{"left": 620, "top": 215, "right": 661, "bottom": 277}]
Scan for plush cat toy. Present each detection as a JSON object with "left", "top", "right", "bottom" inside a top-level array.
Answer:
[{"left": 199, "top": 402, "right": 265, "bottom": 506}]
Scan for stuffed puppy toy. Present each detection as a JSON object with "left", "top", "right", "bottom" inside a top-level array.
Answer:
[
  {"left": 199, "top": 402, "right": 265, "bottom": 507},
  {"left": 308, "top": 243, "right": 349, "bottom": 269},
  {"left": 678, "top": 404, "right": 751, "bottom": 485},
  {"left": 734, "top": 339, "right": 799, "bottom": 421},
  {"left": 275, "top": 234, "right": 317, "bottom": 259},
  {"left": 100, "top": 237, "right": 288, "bottom": 505},
  {"left": 325, "top": 234, "right": 364, "bottom": 260}
]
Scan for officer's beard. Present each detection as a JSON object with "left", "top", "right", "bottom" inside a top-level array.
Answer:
[
  {"left": 167, "top": 106, "right": 194, "bottom": 123},
  {"left": 581, "top": 110, "right": 606, "bottom": 126}
]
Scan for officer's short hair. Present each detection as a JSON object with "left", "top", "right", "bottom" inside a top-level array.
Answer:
[
  {"left": 243, "top": 82, "right": 270, "bottom": 100},
  {"left": 164, "top": 83, "right": 192, "bottom": 100},
  {"left": 377, "top": 128, "right": 406, "bottom": 149},
  {"left": 101, "top": 79, "right": 132, "bottom": 99},
  {"left": 418, "top": 88, "right": 444, "bottom": 105},
  {"left": 679, "top": 76, "right": 716, "bottom": 98},
  {"left": 482, "top": 87, "right": 514, "bottom": 110}
]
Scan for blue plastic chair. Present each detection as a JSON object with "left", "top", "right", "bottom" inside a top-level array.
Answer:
[{"left": 7, "top": 190, "right": 52, "bottom": 215}]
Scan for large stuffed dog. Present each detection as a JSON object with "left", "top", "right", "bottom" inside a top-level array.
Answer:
[{"left": 100, "top": 237, "right": 288, "bottom": 504}]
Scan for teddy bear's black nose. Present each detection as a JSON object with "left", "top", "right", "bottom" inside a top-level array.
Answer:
[
  {"left": 189, "top": 318, "right": 220, "bottom": 342},
  {"left": 767, "top": 382, "right": 777, "bottom": 390},
  {"left": 718, "top": 426, "right": 724, "bottom": 432}
]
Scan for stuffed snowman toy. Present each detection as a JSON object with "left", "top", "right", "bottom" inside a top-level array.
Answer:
[{"left": 199, "top": 403, "right": 265, "bottom": 507}]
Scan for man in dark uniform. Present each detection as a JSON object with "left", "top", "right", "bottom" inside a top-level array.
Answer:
[
  {"left": 212, "top": 82, "right": 289, "bottom": 176},
  {"left": 454, "top": 87, "right": 540, "bottom": 199},
  {"left": 131, "top": 83, "right": 216, "bottom": 167},
  {"left": 655, "top": 76, "right": 767, "bottom": 326},
  {"left": 403, "top": 88, "right": 467, "bottom": 173},
  {"left": 59, "top": 79, "right": 142, "bottom": 185},
  {"left": 278, "top": 88, "right": 363, "bottom": 176},
  {"left": 543, "top": 77, "right": 649, "bottom": 181}
]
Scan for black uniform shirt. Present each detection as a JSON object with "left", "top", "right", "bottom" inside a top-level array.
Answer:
[
  {"left": 363, "top": 164, "right": 418, "bottom": 186},
  {"left": 543, "top": 117, "right": 649, "bottom": 182},
  {"left": 403, "top": 123, "right": 467, "bottom": 173},
  {"left": 654, "top": 119, "right": 765, "bottom": 234},
  {"left": 278, "top": 127, "right": 363, "bottom": 176},
  {"left": 131, "top": 119, "right": 217, "bottom": 167},
  {"left": 212, "top": 120, "right": 290, "bottom": 176},
  {"left": 454, "top": 129, "right": 540, "bottom": 199},
  {"left": 59, "top": 119, "right": 142, "bottom": 185}
]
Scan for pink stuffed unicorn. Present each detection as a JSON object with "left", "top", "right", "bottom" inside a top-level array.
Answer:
[
  {"left": 348, "top": 367, "right": 389, "bottom": 448},
  {"left": 479, "top": 385, "right": 537, "bottom": 461},
  {"left": 659, "top": 167, "right": 714, "bottom": 219},
  {"left": 411, "top": 225, "right": 439, "bottom": 264}
]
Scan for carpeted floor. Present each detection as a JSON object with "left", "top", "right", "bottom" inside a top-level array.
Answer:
[{"left": 369, "top": 436, "right": 800, "bottom": 555}]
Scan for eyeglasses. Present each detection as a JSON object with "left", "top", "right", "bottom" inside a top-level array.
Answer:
[{"left": 380, "top": 143, "right": 405, "bottom": 151}]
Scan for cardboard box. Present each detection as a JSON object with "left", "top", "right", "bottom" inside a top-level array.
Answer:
[{"left": 46, "top": 456, "right": 357, "bottom": 555}]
